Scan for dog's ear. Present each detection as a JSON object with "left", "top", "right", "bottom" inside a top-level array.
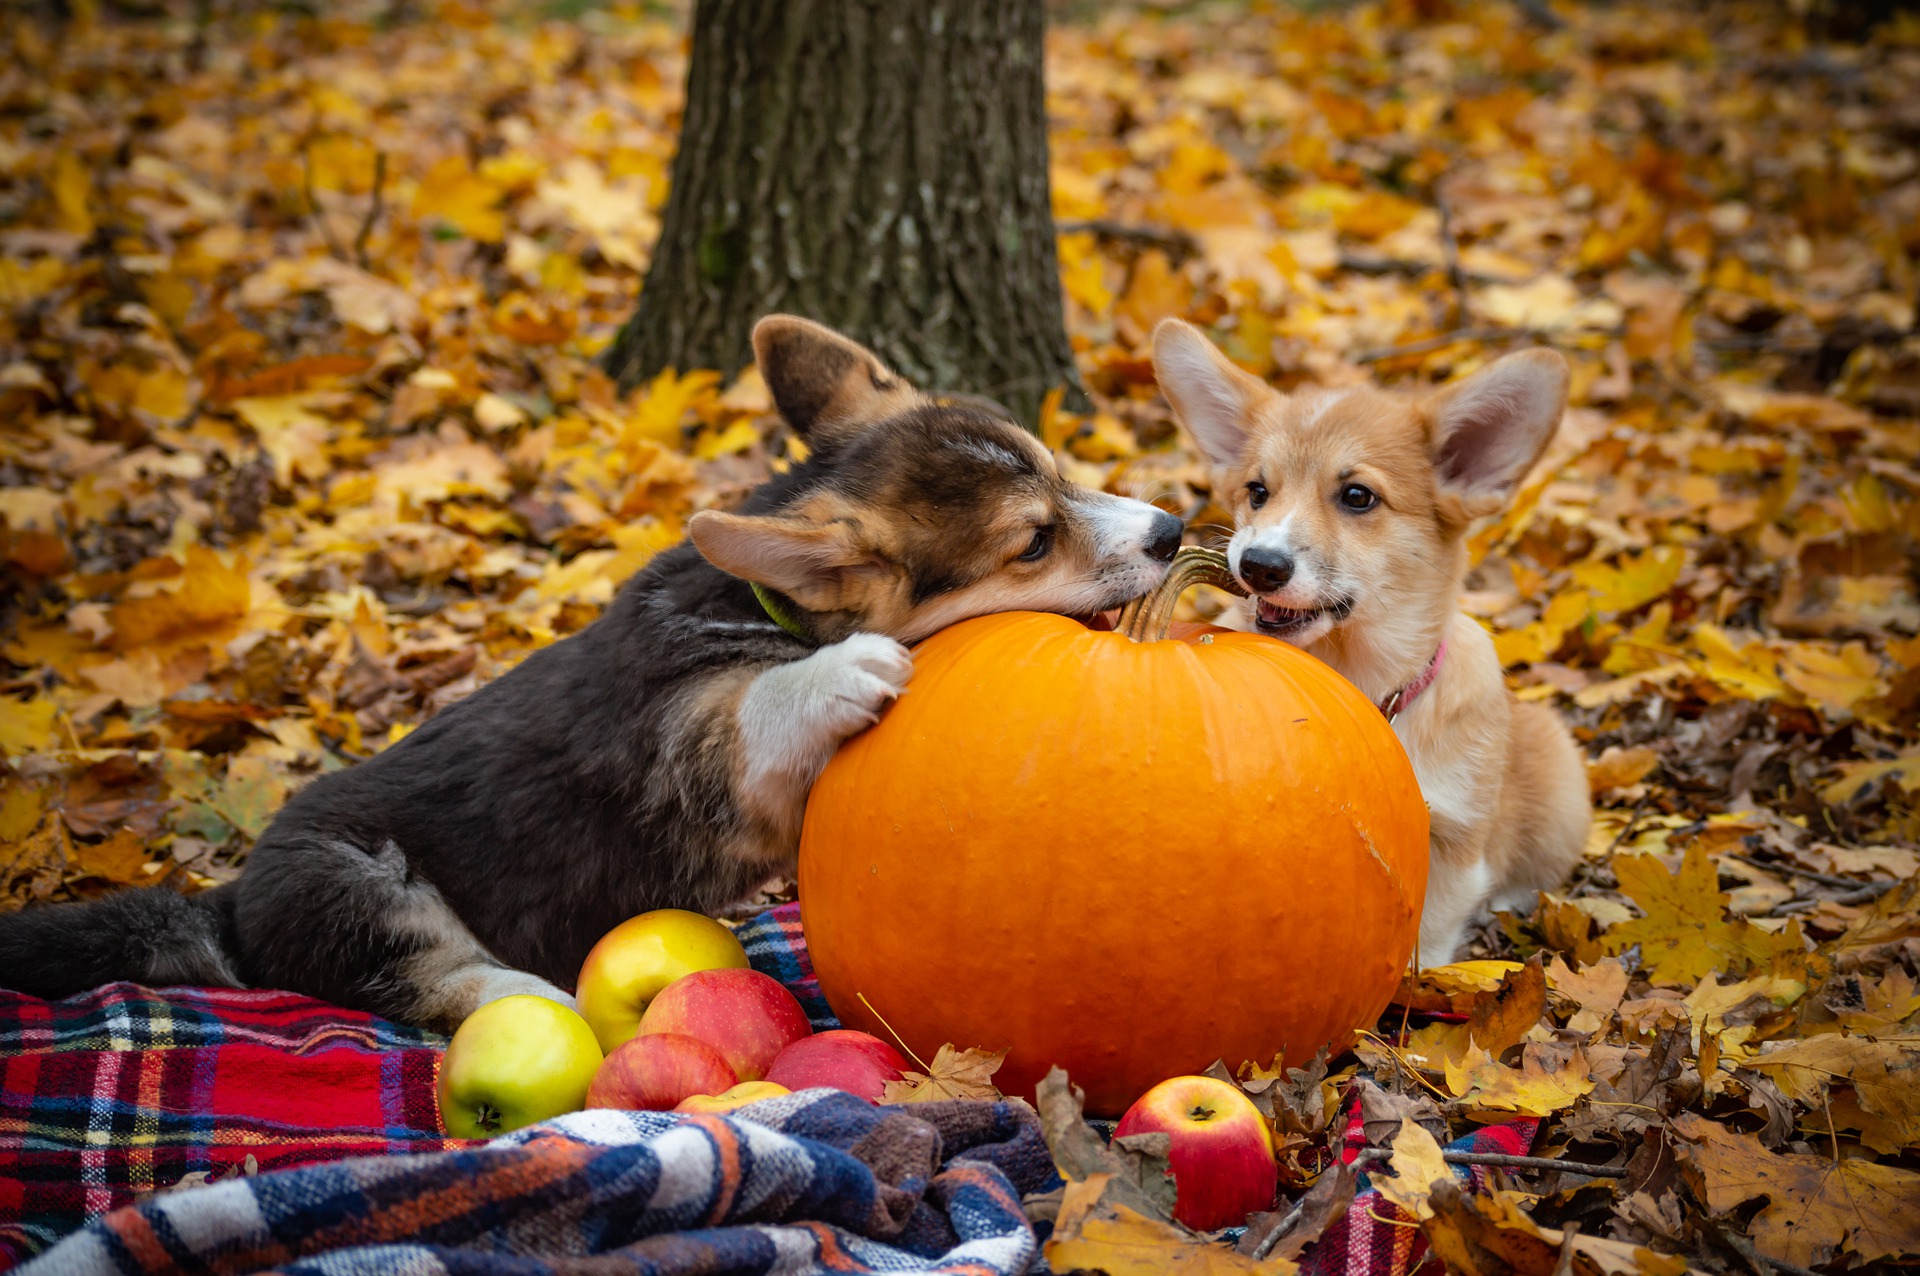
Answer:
[
  {"left": 1152, "top": 319, "right": 1267, "bottom": 467},
  {"left": 688, "top": 509, "right": 888, "bottom": 613},
  {"left": 1425, "top": 348, "right": 1569, "bottom": 517},
  {"left": 752, "top": 316, "right": 921, "bottom": 446}
]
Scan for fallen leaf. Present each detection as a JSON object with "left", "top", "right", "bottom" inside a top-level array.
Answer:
[
  {"left": 1675, "top": 1110, "right": 1920, "bottom": 1268},
  {"left": 882, "top": 1043, "right": 1008, "bottom": 1104}
]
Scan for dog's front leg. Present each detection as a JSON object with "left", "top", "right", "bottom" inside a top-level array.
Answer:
[{"left": 736, "top": 634, "right": 914, "bottom": 834}]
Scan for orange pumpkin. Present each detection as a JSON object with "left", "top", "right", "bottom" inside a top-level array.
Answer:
[{"left": 799, "top": 551, "right": 1429, "bottom": 1115}]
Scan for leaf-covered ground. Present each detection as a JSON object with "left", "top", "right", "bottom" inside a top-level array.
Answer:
[{"left": 2, "top": 0, "right": 1918, "bottom": 1271}]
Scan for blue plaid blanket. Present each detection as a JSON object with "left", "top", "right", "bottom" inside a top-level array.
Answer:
[{"left": 21, "top": 1089, "right": 1057, "bottom": 1275}]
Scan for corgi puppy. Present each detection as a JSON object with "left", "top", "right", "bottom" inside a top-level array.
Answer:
[
  {"left": 1152, "top": 319, "right": 1589, "bottom": 965},
  {"left": 0, "top": 317, "right": 1183, "bottom": 1028}
]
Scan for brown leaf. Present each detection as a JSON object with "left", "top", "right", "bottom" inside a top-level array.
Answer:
[
  {"left": 1236, "top": 1160, "right": 1354, "bottom": 1263},
  {"left": 1033, "top": 1065, "right": 1177, "bottom": 1222},
  {"left": 1045, "top": 1173, "right": 1298, "bottom": 1275},
  {"left": 67, "top": 828, "right": 154, "bottom": 885},
  {"left": 880, "top": 1043, "right": 1005, "bottom": 1104},
  {"left": 1674, "top": 1110, "right": 1920, "bottom": 1269},
  {"left": 1468, "top": 954, "right": 1548, "bottom": 1057}
]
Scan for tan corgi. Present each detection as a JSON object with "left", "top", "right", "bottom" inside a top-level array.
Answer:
[{"left": 1152, "top": 319, "right": 1590, "bottom": 965}]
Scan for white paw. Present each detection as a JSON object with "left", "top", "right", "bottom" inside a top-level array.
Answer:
[
  {"left": 737, "top": 634, "right": 914, "bottom": 825},
  {"left": 807, "top": 632, "right": 914, "bottom": 735},
  {"left": 476, "top": 970, "right": 577, "bottom": 1011}
]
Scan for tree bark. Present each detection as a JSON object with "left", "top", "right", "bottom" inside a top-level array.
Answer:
[{"left": 602, "top": 0, "right": 1082, "bottom": 428}]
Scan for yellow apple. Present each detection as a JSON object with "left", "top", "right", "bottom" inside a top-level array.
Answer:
[
  {"left": 576, "top": 909, "right": 750, "bottom": 1054},
  {"left": 438, "top": 994, "right": 603, "bottom": 1140},
  {"left": 672, "top": 1080, "right": 791, "bottom": 1114}
]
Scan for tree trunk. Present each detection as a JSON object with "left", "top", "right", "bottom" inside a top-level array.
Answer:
[{"left": 602, "top": 0, "right": 1082, "bottom": 428}]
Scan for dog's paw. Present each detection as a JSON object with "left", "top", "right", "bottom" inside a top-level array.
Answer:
[{"left": 807, "top": 632, "right": 914, "bottom": 736}]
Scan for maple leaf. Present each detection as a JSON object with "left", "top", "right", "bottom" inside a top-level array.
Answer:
[
  {"left": 1444, "top": 1042, "right": 1595, "bottom": 1116},
  {"left": 1546, "top": 955, "right": 1630, "bottom": 1038},
  {"left": 1601, "top": 843, "right": 1810, "bottom": 986},
  {"left": 880, "top": 1043, "right": 1007, "bottom": 1104},
  {"left": 1675, "top": 1110, "right": 1920, "bottom": 1269}
]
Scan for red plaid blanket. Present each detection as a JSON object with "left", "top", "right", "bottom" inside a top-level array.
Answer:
[{"left": 0, "top": 982, "right": 463, "bottom": 1266}]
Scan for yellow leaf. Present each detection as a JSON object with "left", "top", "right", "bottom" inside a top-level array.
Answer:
[
  {"left": 1374, "top": 1116, "right": 1449, "bottom": 1220},
  {"left": 50, "top": 149, "right": 94, "bottom": 238},
  {"left": 622, "top": 368, "right": 721, "bottom": 454},
  {"left": 1572, "top": 546, "right": 1684, "bottom": 615},
  {"left": 1821, "top": 751, "right": 1920, "bottom": 805},
  {"left": 411, "top": 155, "right": 507, "bottom": 242},
  {"left": 107, "top": 546, "right": 251, "bottom": 650},
  {"left": 0, "top": 783, "right": 44, "bottom": 843},
  {"left": 1444, "top": 1042, "right": 1595, "bottom": 1115},
  {"left": 1690, "top": 623, "right": 1784, "bottom": 699},
  {"left": 1601, "top": 843, "right": 1810, "bottom": 985},
  {"left": 1058, "top": 230, "right": 1114, "bottom": 315},
  {"left": 880, "top": 1043, "right": 1007, "bottom": 1103},
  {"left": 0, "top": 697, "right": 59, "bottom": 756},
  {"left": 692, "top": 419, "right": 760, "bottom": 461},
  {"left": 233, "top": 395, "right": 334, "bottom": 484},
  {"left": 1115, "top": 250, "right": 1189, "bottom": 337},
  {"left": 1781, "top": 642, "right": 1884, "bottom": 717}
]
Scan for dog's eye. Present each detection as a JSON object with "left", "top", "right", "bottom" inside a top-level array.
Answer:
[
  {"left": 1246, "top": 481, "right": 1269, "bottom": 510},
  {"left": 1018, "top": 526, "right": 1054, "bottom": 562},
  {"left": 1338, "top": 483, "right": 1378, "bottom": 512}
]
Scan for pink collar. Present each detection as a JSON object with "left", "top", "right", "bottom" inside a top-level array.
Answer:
[{"left": 1380, "top": 641, "right": 1447, "bottom": 723}]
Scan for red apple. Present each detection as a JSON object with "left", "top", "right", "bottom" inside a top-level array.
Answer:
[
  {"left": 636, "top": 968, "right": 812, "bottom": 1082},
  {"left": 576, "top": 909, "right": 750, "bottom": 1054},
  {"left": 586, "top": 1031, "right": 737, "bottom": 1111},
  {"left": 1114, "top": 1075, "right": 1278, "bottom": 1232},
  {"left": 673, "top": 1080, "right": 791, "bottom": 1114},
  {"left": 765, "top": 1029, "right": 909, "bottom": 1102}
]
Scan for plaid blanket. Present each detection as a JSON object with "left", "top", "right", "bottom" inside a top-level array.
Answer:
[
  {"left": 0, "top": 907, "right": 819, "bottom": 1267},
  {"left": 1303, "top": 1104, "right": 1538, "bottom": 1276},
  {"left": 4, "top": 901, "right": 1538, "bottom": 1275},
  {"left": 22, "top": 1091, "right": 1053, "bottom": 1276}
]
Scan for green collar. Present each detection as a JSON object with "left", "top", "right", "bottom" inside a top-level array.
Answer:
[{"left": 751, "top": 582, "right": 812, "bottom": 642}]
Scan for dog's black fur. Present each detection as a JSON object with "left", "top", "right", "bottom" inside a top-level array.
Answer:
[{"left": 0, "top": 317, "right": 1181, "bottom": 1027}]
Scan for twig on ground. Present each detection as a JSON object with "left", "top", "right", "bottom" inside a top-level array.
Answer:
[
  {"left": 1725, "top": 851, "right": 1895, "bottom": 895},
  {"left": 1441, "top": 1151, "right": 1627, "bottom": 1178},
  {"left": 1055, "top": 219, "right": 1199, "bottom": 259},
  {"left": 1353, "top": 327, "right": 1528, "bottom": 363},
  {"left": 353, "top": 150, "right": 387, "bottom": 271},
  {"left": 301, "top": 143, "right": 348, "bottom": 263}
]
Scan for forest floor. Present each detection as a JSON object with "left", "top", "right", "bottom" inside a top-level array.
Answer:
[{"left": 2, "top": 1, "right": 1918, "bottom": 1271}]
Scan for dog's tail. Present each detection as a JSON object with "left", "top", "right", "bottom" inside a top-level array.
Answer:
[{"left": 0, "top": 885, "right": 243, "bottom": 998}]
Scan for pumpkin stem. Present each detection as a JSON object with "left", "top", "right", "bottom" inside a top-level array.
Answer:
[{"left": 1116, "top": 546, "right": 1248, "bottom": 642}]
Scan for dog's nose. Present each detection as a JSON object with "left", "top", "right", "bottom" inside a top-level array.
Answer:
[
  {"left": 1144, "top": 511, "right": 1183, "bottom": 562},
  {"left": 1239, "top": 545, "right": 1295, "bottom": 592}
]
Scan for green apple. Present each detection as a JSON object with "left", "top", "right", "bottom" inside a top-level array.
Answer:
[
  {"left": 437, "top": 994, "right": 604, "bottom": 1139},
  {"left": 576, "top": 909, "right": 750, "bottom": 1054}
]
